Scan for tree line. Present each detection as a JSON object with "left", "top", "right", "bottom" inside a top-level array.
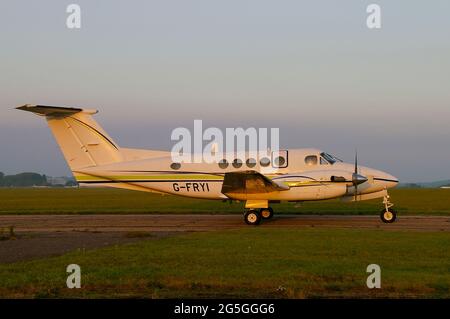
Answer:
[{"left": 0, "top": 172, "right": 77, "bottom": 187}]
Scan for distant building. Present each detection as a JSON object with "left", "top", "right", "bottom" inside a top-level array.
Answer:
[
  {"left": 398, "top": 183, "right": 422, "bottom": 188},
  {"left": 45, "top": 176, "right": 77, "bottom": 187},
  {"left": 441, "top": 186, "right": 450, "bottom": 189}
]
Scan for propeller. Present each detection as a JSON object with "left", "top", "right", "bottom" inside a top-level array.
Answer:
[{"left": 352, "top": 150, "right": 368, "bottom": 201}]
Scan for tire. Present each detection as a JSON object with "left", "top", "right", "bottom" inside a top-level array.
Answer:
[
  {"left": 380, "top": 208, "right": 397, "bottom": 223},
  {"left": 260, "top": 207, "right": 274, "bottom": 220},
  {"left": 244, "top": 210, "right": 262, "bottom": 225}
]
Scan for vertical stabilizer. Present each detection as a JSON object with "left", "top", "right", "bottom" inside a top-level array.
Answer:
[{"left": 17, "top": 104, "right": 123, "bottom": 170}]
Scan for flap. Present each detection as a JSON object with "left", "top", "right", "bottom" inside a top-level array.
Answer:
[{"left": 221, "top": 170, "right": 289, "bottom": 196}]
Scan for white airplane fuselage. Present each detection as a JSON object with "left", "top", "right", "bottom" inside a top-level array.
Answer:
[{"left": 76, "top": 148, "right": 398, "bottom": 202}]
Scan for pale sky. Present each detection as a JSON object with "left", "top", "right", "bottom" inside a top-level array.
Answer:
[{"left": 1, "top": 1, "right": 449, "bottom": 182}]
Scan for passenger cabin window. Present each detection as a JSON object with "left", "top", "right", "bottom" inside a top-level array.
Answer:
[
  {"left": 260, "top": 157, "right": 271, "bottom": 167},
  {"left": 232, "top": 159, "right": 243, "bottom": 168},
  {"left": 246, "top": 158, "right": 257, "bottom": 168},
  {"left": 305, "top": 155, "right": 318, "bottom": 166},
  {"left": 170, "top": 162, "right": 181, "bottom": 170},
  {"left": 218, "top": 159, "right": 229, "bottom": 169}
]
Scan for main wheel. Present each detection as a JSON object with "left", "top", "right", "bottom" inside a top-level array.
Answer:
[
  {"left": 380, "top": 208, "right": 397, "bottom": 223},
  {"left": 244, "top": 210, "right": 262, "bottom": 225},
  {"left": 260, "top": 207, "right": 274, "bottom": 220}
]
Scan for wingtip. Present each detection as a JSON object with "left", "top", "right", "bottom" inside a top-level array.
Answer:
[{"left": 16, "top": 104, "right": 34, "bottom": 110}]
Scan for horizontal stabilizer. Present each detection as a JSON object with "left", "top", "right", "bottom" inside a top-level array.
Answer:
[{"left": 16, "top": 104, "right": 97, "bottom": 117}]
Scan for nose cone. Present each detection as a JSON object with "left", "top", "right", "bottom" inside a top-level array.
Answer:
[{"left": 380, "top": 172, "right": 399, "bottom": 189}]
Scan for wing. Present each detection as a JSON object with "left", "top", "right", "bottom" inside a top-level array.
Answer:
[{"left": 221, "top": 170, "right": 289, "bottom": 198}]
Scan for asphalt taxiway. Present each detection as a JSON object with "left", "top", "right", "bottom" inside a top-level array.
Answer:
[
  {"left": 1, "top": 214, "right": 448, "bottom": 263},
  {"left": 1, "top": 214, "right": 448, "bottom": 232}
]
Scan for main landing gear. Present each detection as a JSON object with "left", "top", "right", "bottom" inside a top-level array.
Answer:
[
  {"left": 244, "top": 207, "right": 274, "bottom": 225},
  {"left": 380, "top": 191, "right": 397, "bottom": 223}
]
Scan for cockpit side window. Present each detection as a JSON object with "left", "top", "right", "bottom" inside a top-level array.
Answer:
[
  {"left": 305, "top": 155, "right": 318, "bottom": 166},
  {"left": 320, "top": 152, "right": 342, "bottom": 165},
  {"left": 320, "top": 157, "right": 329, "bottom": 165}
]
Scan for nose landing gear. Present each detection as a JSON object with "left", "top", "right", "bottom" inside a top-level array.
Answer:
[{"left": 380, "top": 190, "right": 397, "bottom": 223}]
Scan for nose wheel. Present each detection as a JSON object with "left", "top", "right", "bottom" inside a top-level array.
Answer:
[
  {"left": 381, "top": 208, "right": 397, "bottom": 223},
  {"left": 380, "top": 191, "right": 397, "bottom": 223}
]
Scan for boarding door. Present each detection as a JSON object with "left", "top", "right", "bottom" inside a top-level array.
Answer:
[{"left": 271, "top": 150, "right": 288, "bottom": 169}]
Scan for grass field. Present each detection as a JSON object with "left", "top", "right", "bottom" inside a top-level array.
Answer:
[
  {"left": 0, "top": 188, "right": 450, "bottom": 215},
  {"left": 1, "top": 187, "right": 449, "bottom": 299},
  {"left": 0, "top": 227, "right": 449, "bottom": 298}
]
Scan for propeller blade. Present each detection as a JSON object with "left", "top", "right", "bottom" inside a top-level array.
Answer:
[{"left": 352, "top": 149, "right": 367, "bottom": 201}]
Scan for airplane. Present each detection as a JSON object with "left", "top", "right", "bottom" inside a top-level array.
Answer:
[{"left": 17, "top": 104, "right": 399, "bottom": 225}]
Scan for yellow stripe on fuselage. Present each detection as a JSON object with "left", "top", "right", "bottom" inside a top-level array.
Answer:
[{"left": 75, "top": 174, "right": 225, "bottom": 182}]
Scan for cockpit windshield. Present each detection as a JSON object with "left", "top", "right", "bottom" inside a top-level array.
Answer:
[{"left": 320, "top": 152, "right": 343, "bottom": 165}]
